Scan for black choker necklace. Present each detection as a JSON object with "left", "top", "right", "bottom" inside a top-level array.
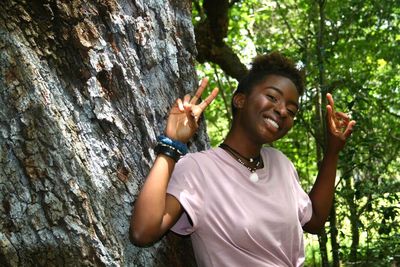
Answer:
[
  {"left": 219, "top": 143, "right": 263, "bottom": 182},
  {"left": 219, "top": 143, "right": 261, "bottom": 163}
]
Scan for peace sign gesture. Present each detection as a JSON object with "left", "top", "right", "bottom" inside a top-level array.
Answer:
[
  {"left": 326, "top": 93, "right": 356, "bottom": 154},
  {"left": 165, "top": 78, "right": 219, "bottom": 143}
]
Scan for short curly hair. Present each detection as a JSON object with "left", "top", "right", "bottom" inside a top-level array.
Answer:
[{"left": 232, "top": 52, "right": 305, "bottom": 116}]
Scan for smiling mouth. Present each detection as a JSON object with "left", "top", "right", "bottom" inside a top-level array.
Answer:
[{"left": 264, "top": 117, "right": 279, "bottom": 129}]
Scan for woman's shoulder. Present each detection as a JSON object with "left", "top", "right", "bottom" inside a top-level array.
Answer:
[
  {"left": 177, "top": 147, "right": 217, "bottom": 163},
  {"left": 174, "top": 147, "right": 222, "bottom": 174},
  {"left": 184, "top": 147, "right": 221, "bottom": 161}
]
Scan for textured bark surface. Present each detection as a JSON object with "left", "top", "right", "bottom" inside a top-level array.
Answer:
[{"left": 0, "top": 0, "right": 205, "bottom": 266}]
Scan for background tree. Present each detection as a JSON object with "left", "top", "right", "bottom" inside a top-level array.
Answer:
[{"left": 0, "top": 0, "right": 203, "bottom": 266}]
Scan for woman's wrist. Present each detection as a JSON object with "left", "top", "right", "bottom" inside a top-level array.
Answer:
[
  {"left": 323, "top": 148, "right": 340, "bottom": 162},
  {"left": 157, "top": 135, "right": 188, "bottom": 155},
  {"left": 154, "top": 135, "right": 188, "bottom": 162}
]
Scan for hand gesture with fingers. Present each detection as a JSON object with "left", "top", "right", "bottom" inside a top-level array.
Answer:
[
  {"left": 326, "top": 93, "right": 356, "bottom": 154},
  {"left": 165, "top": 78, "right": 219, "bottom": 143}
]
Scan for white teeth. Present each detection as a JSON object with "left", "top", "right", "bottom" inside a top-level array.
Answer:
[{"left": 266, "top": 118, "right": 279, "bottom": 129}]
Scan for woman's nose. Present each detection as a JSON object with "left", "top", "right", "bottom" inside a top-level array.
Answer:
[{"left": 274, "top": 101, "right": 288, "bottom": 117}]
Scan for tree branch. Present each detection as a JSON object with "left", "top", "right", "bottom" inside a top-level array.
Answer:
[
  {"left": 194, "top": 0, "right": 248, "bottom": 81},
  {"left": 213, "top": 64, "right": 232, "bottom": 124},
  {"left": 276, "top": 2, "right": 304, "bottom": 48}
]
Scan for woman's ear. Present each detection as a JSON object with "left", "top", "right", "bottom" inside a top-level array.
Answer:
[{"left": 233, "top": 93, "right": 246, "bottom": 109}]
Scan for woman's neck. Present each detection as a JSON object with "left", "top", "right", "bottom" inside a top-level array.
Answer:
[{"left": 223, "top": 130, "right": 262, "bottom": 159}]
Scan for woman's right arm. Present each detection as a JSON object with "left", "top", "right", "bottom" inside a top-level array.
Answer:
[
  {"left": 129, "top": 78, "right": 218, "bottom": 246},
  {"left": 130, "top": 153, "right": 183, "bottom": 246}
]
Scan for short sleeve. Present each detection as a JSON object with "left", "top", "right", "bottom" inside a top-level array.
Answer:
[
  {"left": 291, "top": 165, "right": 313, "bottom": 226},
  {"left": 298, "top": 189, "right": 312, "bottom": 226},
  {"left": 167, "top": 155, "right": 205, "bottom": 235}
]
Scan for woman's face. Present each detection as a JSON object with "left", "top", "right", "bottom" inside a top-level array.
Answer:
[{"left": 234, "top": 74, "right": 300, "bottom": 144}]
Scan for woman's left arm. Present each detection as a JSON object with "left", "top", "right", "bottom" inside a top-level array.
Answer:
[{"left": 303, "top": 93, "right": 356, "bottom": 234}]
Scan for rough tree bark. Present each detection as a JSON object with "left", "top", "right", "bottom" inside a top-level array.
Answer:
[{"left": 0, "top": 0, "right": 206, "bottom": 266}]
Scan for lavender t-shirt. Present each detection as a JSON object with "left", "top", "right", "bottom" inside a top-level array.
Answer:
[{"left": 167, "top": 147, "right": 312, "bottom": 267}]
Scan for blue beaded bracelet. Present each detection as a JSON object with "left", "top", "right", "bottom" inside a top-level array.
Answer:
[{"left": 157, "top": 135, "right": 188, "bottom": 155}]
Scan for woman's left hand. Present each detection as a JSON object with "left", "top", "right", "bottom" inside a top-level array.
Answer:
[{"left": 326, "top": 93, "right": 356, "bottom": 154}]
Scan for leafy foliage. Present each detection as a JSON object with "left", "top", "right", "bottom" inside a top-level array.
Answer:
[{"left": 193, "top": 0, "right": 400, "bottom": 265}]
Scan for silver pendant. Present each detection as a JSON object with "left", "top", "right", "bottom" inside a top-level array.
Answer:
[{"left": 249, "top": 172, "right": 259, "bottom": 183}]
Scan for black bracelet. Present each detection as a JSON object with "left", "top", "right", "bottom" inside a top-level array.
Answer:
[
  {"left": 157, "top": 135, "right": 188, "bottom": 155},
  {"left": 154, "top": 143, "right": 182, "bottom": 162},
  {"left": 161, "top": 143, "right": 183, "bottom": 155}
]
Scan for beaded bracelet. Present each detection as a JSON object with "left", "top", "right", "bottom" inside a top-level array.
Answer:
[
  {"left": 154, "top": 143, "right": 182, "bottom": 162},
  {"left": 157, "top": 135, "right": 188, "bottom": 155}
]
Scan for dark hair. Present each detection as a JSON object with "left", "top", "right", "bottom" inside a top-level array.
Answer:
[{"left": 231, "top": 52, "right": 305, "bottom": 116}]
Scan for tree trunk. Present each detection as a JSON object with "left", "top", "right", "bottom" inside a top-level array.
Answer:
[
  {"left": 0, "top": 0, "right": 204, "bottom": 266},
  {"left": 346, "top": 177, "right": 360, "bottom": 265},
  {"left": 329, "top": 199, "right": 340, "bottom": 267},
  {"left": 318, "top": 232, "right": 329, "bottom": 267},
  {"left": 315, "top": 0, "right": 330, "bottom": 266}
]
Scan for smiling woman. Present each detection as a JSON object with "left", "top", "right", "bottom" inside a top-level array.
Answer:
[
  {"left": 130, "top": 51, "right": 356, "bottom": 267},
  {"left": 232, "top": 73, "right": 300, "bottom": 144}
]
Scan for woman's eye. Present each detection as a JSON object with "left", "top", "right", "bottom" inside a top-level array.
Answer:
[
  {"left": 288, "top": 109, "right": 297, "bottom": 117},
  {"left": 267, "top": 95, "right": 277, "bottom": 102}
]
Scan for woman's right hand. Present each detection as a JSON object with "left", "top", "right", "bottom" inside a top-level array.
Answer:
[{"left": 165, "top": 78, "right": 219, "bottom": 143}]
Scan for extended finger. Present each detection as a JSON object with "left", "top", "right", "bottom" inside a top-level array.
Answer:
[
  {"left": 326, "top": 105, "right": 338, "bottom": 132},
  {"left": 343, "top": 120, "right": 356, "bottom": 138},
  {"left": 190, "top": 77, "right": 209, "bottom": 104},
  {"left": 326, "top": 93, "right": 335, "bottom": 112},
  {"left": 183, "top": 94, "right": 191, "bottom": 106},
  {"left": 176, "top": 98, "right": 184, "bottom": 111},
  {"left": 198, "top": 88, "right": 219, "bottom": 111}
]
